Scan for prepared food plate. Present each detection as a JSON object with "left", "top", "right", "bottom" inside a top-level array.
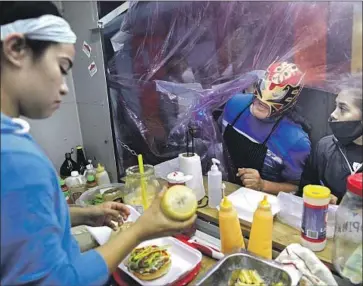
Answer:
[
  {"left": 86, "top": 205, "right": 202, "bottom": 286},
  {"left": 120, "top": 237, "right": 202, "bottom": 286}
]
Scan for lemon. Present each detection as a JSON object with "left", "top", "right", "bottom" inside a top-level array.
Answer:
[{"left": 161, "top": 185, "right": 197, "bottom": 221}]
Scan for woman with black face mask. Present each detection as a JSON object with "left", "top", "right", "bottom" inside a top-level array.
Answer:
[{"left": 298, "top": 87, "right": 363, "bottom": 204}]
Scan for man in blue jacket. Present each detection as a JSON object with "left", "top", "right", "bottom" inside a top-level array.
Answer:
[{"left": 223, "top": 62, "right": 311, "bottom": 195}]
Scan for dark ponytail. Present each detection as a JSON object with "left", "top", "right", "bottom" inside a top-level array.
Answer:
[{"left": 286, "top": 105, "right": 312, "bottom": 136}]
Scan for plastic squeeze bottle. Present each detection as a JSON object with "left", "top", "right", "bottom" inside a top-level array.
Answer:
[
  {"left": 219, "top": 196, "right": 246, "bottom": 254},
  {"left": 208, "top": 158, "right": 222, "bottom": 208},
  {"left": 247, "top": 195, "right": 273, "bottom": 259},
  {"left": 84, "top": 160, "right": 97, "bottom": 177},
  {"left": 95, "top": 163, "right": 111, "bottom": 185}
]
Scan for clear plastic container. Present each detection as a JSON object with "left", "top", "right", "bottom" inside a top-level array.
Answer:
[
  {"left": 123, "top": 165, "right": 160, "bottom": 213},
  {"left": 75, "top": 183, "right": 125, "bottom": 206},
  {"left": 277, "top": 192, "right": 338, "bottom": 238},
  {"left": 333, "top": 173, "right": 362, "bottom": 285},
  {"left": 65, "top": 171, "right": 87, "bottom": 203}
]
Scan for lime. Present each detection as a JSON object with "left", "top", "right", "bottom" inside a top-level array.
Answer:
[{"left": 161, "top": 185, "right": 197, "bottom": 221}]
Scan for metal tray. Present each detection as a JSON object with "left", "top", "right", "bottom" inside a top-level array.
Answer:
[{"left": 195, "top": 251, "right": 292, "bottom": 286}]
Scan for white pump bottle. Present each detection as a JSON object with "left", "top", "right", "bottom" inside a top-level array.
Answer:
[{"left": 208, "top": 158, "right": 222, "bottom": 208}]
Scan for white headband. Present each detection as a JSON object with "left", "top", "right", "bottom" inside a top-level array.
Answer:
[{"left": 0, "top": 15, "right": 76, "bottom": 44}]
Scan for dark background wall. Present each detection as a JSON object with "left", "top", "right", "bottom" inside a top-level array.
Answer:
[{"left": 296, "top": 88, "right": 336, "bottom": 147}]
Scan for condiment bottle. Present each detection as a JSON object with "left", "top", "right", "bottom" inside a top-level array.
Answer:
[
  {"left": 76, "top": 145, "right": 88, "bottom": 175},
  {"left": 208, "top": 158, "right": 222, "bottom": 208},
  {"left": 301, "top": 185, "right": 330, "bottom": 252},
  {"left": 248, "top": 195, "right": 273, "bottom": 259},
  {"left": 333, "top": 174, "right": 363, "bottom": 284},
  {"left": 95, "top": 163, "right": 111, "bottom": 185},
  {"left": 84, "top": 160, "right": 96, "bottom": 177},
  {"left": 166, "top": 171, "right": 192, "bottom": 187},
  {"left": 60, "top": 152, "right": 79, "bottom": 178},
  {"left": 219, "top": 196, "right": 245, "bottom": 254},
  {"left": 86, "top": 175, "right": 98, "bottom": 190}
]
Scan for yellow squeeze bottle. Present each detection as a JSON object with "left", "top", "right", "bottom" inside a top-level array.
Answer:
[
  {"left": 219, "top": 196, "right": 245, "bottom": 254},
  {"left": 247, "top": 195, "right": 273, "bottom": 259}
]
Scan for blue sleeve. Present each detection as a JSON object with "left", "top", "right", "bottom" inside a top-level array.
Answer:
[
  {"left": 1, "top": 153, "right": 109, "bottom": 286},
  {"left": 281, "top": 137, "right": 311, "bottom": 183}
]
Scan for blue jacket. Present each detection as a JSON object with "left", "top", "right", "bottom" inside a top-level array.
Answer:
[
  {"left": 223, "top": 93, "right": 311, "bottom": 183},
  {"left": 1, "top": 113, "right": 109, "bottom": 285}
]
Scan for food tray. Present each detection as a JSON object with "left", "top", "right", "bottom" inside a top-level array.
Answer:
[
  {"left": 195, "top": 251, "right": 292, "bottom": 286},
  {"left": 119, "top": 237, "right": 202, "bottom": 286},
  {"left": 86, "top": 206, "right": 202, "bottom": 286}
]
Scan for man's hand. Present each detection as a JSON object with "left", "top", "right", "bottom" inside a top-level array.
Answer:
[
  {"left": 237, "top": 168, "right": 265, "bottom": 191},
  {"left": 82, "top": 202, "right": 131, "bottom": 230},
  {"left": 329, "top": 194, "right": 338, "bottom": 205}
]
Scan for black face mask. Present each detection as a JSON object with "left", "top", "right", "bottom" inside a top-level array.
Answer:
[{"left": 329, "top": 120, "right": 363, "bottom": 145}]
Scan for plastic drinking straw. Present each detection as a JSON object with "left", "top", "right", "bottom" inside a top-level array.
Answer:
[
  {"left": 138, "top": 154, "right": 148, "bottom": 210},
  {"left": 187, "top": 128, "right": 189, "bottom": 157}
]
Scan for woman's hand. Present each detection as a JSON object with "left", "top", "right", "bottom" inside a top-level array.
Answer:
[
  {"left": 237, "top": 168, "right": 265, "bottom": 191},
  {"left": 82, "top": 202, "right": 131, "bottom": 230},
  {"left": 132, "top": 189, "right": 197, "bottom": 242}
]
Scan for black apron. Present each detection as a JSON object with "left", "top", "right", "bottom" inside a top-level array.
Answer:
[{"left": 223, "top": 102, "right": 283, "bottom": 181}]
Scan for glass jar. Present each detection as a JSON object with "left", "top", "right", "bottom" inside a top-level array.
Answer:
[
  {"left": 123, "top": 165, "right": 160, "bottom": 213},
  {"left": 333, "top": 173, "right": 362, "bottom": 285}
]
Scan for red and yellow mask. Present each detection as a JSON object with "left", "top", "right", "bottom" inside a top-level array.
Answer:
[{"left": 253, "top": 62, "right": 304, "bottom": 117}]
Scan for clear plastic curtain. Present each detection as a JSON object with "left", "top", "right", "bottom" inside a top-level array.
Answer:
[{"left": 106, "top": 1, "right": 362, "bottom": 177}]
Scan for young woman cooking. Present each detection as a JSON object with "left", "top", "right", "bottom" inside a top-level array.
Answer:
[
  {"left": 0, "top": 2, "right": 195, "bottom": 285},
  {"left": 299, "top": 86, "right": 362, "bottom": 204},
  {"left": 222, "top": 62, "right": 311, "bottom": 195}
]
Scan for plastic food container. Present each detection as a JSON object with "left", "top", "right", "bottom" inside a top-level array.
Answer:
[
  {"left": 277, "top": 192, "right": 338, "bottom": 238},
  {"left": 195, "top": 251, "right": 292, "bottom": 286},
  {"left": 75, "top": 183, "right": 125, "bottom": 206},
  {"left": 301, "top": 185, "right": 331, "bottom": 252},
  {"left": 333, "top": 173, "right": 363, "bottom": 285}
]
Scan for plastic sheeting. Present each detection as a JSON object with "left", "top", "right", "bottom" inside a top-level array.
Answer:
[{"left": 106, "top": 1, "right": 362, "bottom": 177}]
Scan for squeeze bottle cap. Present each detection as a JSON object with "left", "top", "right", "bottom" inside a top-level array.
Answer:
[
  {"left": 97, "top": 163, "right": 105, "bottom": 173},
  {"left": 347, "top": 173, "right": 362, "bottom": 197},
  {"left": 86, "top": 160, "right": 94, "bottom": 170},
  {"left": 71, "top": 171, "right": 79, "bottom": 177},
  {"left": 210, "top": 158, "right": 220, "bottom": 172},
  {"left": 220, "top": 196, "right": 232, "bottom": 211},
  {"left": 258, "top": 195, "right": 271, "bottom": 210}
]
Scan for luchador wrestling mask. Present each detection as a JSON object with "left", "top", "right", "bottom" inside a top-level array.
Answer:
[{"left": 253, "top": 62, "right": 304, "bottom": 117}]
